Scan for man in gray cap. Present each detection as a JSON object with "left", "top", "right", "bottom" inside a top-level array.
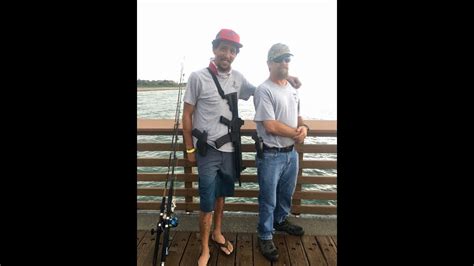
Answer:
[{"left": 253, "top": 43, "right": 309, "bottom": 262}]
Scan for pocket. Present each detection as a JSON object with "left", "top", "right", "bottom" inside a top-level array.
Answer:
[{"left": 263, "top": 151, "right": 278, "bottom": 159}]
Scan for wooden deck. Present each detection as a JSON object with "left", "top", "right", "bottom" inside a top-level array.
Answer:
[{"left": 137, "top": 230, "right": 337, "bottom": 266}]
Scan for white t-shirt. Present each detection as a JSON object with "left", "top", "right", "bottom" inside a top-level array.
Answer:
[
  {"left": 253, "top": 79, "right": 300, "bottom": 148},
  {"left": 183, "top": 67, "right": 255, "bottom": 152}
]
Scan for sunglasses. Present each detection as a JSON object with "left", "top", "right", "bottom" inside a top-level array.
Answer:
[{"left": 272, "top": 56, "right": 291, "bottom": 63}]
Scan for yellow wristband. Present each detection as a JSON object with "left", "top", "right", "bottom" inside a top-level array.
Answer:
[{"left": 186, "top": 148, "right": 196, "bottom": 153}]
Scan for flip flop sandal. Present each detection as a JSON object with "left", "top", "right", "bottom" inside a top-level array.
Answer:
[{"left": 211, "top": 237, "right": 233, "bottom": 255}]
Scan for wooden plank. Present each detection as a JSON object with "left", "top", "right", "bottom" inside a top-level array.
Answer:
[
  {"left": 243, "top": 143, "right": 334, "bottom": 153},
  {"left": 137, "top": 143, "right": 182, "bottom": 151},
  {"left": 138, "top": 202, "right": 261, "bottom": 212},
  {"left": 137, "top": 142, "right": 337, "bottom": 153},
  {"left": 296, "top": 144, "right": 337, "bottom": 153},
  {"left": 137, "top": 158, "right": 193, "bottom": 167},
  {"left": 317, "top": 236, "right": 337, "bottom": 266},
  {"left": 240, "top": 144, "right": 256, "bottom": 152},
  {"left": 137, "top": 230, "right": 146, "bottom": 246},
  {"left": 138, "top": 158, "right": 337, "bottom": 169},
  {"left": 301, "top": 235, "right": 328, "bottom": 266},
  {"left": 137, "top": 188, "right": 336, "bottom": 200},
  {"left": 164, "top": 231, "right": 191, "bottom": 265},
  {"left": 137, "top": 230, "right": 337, "bottom": 266},
  {"left": 135, "top": 188, "right": 260, "bottom": 198},
  {"left": 138, "top": 142, "right": 336, "bottom": 153},
  {"left": 252, "top": 234, "right": 271, "bottom": 266},
  {"left": 293, "top": 151, "right": 303, "bottom": 211},
  {"left": 286, "top": 235, "right": 310, "bottom": 266},
  {"left": 138, "top": 173, "right": 337, "bottom": 184},
  {"left": 177, "top": 232, "right": 219, "bottom": 266},
  {"left": 295, "top": 191, "right": 337, "bottom": 200},
  {"left": 137, "top": 230, "right": 177, "bottom": 266},
  {"left": 137, "top": 173, "right": 196, "bottom": 182},
  {"left": 273, "top": 234, "right": 291, "bottom": 266},
  {"left": 159, "top": 230, "right": 178, "bottom": 265},
  {"left": 137, "top": 230, "right": 154, "bottom": 266},
  {"left": 238, "top": 175, "right": 260, "bottom": 183},
  {"left": 144, "top": 159, "right": 338, "bottom": 169},
  {"left": 137, "top": 119, "right": 337, "bottom": 136},
  {"left": 158, "top": 230, "right": 179, "bottom": 266},
  {"left": 235, "top": 233, "right": 253, "bottom": 266},
  {"left": 183, "top": 151, "right": 194, "bottom": 209},
  {"left": 180, "top": 232, "right": 205, "bottom": 266},
  {"left": 137, "top": 188, "right": 194, "bottom": 197},
  {"left": 292, "top": 205, "right": 337, "bottom": 215},
  {"left": 300, "top": 160, "right": 337, "bottom": 169},
  {"left": 216, "top": 232, "right": 237, "bottom": 266},
  {"left": 137, "top": 119, "right": 182, "bottom": 134},
  {"left": 304, "top": 120, "right": 337, "bottom": 136},
  {"left": 242, "top": 143, "right": 337, "bottom": 153},
  {"left": 138, "top": 143, "right": 338, "bottom": 153},
  {"left": 137, "top": 202, "right": 336, "bottom": 215},
  {"left": 297, "top": 176, "right": 337, "bottom": 185}
]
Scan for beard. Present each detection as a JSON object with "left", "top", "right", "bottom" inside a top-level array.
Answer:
[
  {"left": 215, "top": 57, "right": 233, "bottom": 72},
  {"left": 275, "top": 67, "right": 289, "bottom": 80}
]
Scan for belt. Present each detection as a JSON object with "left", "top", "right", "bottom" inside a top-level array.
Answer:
[{"left": 263, "top": 144, "right": 294, "bottom": 153}]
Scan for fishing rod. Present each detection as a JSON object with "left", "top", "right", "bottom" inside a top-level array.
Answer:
[{"left": 151, "top": 59, "right": 185, "bottom": 266}]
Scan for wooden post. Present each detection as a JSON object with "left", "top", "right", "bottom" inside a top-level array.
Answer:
[
  {"left": 183, "top": 146, "right": 193, "bottom": 213},
  {"left": 292, "top": 143, "right": 303, "bottom": 215}
]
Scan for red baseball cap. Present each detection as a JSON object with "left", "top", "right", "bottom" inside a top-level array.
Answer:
[{"left": 213, "top": 29, "right": 243, "bottom": 48}]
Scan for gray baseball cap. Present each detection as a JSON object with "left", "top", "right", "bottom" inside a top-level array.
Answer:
[{"left": 267, "top": 43, "right": 293, "bottom": 61}]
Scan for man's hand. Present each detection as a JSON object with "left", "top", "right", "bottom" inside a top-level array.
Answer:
[
  {"left": 293, "top": 126, "right": 308, "bottom": 143},
  {"left": 287, "top": 76, "right": 302, "bottom": 89},
  {"left": 187, "top": 152, "right": 196, "bottom": 163}
]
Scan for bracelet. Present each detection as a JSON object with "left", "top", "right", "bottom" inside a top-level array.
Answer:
[
  {"left": 303, "top": 124, "right": 310, "bottom": 132},
  {"left": 186, "top": 147, "right": 196, "bottom": 154}
]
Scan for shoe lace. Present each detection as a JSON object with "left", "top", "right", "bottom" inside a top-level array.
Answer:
[
  {"left": 261, "top": 240, "right": 274, "bottom": 250},
  {"left": 277, "top": 219, "right": 289, "bottom": 227}
]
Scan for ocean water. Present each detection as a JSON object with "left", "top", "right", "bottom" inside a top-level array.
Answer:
[{"left": 137, "top": 89, "right": 337, "bottom": 206}]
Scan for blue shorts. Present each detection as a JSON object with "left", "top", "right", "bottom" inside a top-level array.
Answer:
[{"left": 196, "top": 145, "right": 236, "bottom": 212}]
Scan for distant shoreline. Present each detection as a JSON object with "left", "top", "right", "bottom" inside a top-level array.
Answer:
[{"left": 137, "top": 87, "right": 182, "bottom": 91}]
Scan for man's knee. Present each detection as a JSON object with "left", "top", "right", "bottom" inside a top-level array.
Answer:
[
  {"left": 200, "top": 211, "right": 213, "bottom": 220},
  {"left": 215, "top": 196, "right": 225, "bottom": 204}
]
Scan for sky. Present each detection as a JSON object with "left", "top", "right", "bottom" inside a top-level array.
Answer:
[{"left": 137, "top": 0, "right": 337, "bottom": 116}]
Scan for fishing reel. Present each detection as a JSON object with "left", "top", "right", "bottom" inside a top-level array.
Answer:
[
  {"left": 168, "top": 215, "right": 179, "bottom": 228},
  {"left": 151, "top": 214, "right": 179, "bottom": 232},
  {"left": 169, "top": 199, "right": 178, "bottom": 227},
  {"left": 171, "top": 198, "right": 177, "bottom": 212}
]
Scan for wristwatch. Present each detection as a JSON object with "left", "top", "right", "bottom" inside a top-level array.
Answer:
[
  {"left": 186, "top": 147, "right": 196, "bottom": 154},
  {"left": 302, "top": 124, "right": 310, "bottom": 132}
]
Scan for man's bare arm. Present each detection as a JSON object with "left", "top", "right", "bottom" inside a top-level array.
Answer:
[
  {"left": 293, "top": 116, "right": 308, "bottom": 143},
  {"left": 182, "top": 103, "right": 196, "bottom": 162},
  {"left": 287, "top": 75, "right": 302, "bottom": 89},
  {"left": 262, "top": 120, "right": 298, "bottom": 138}
]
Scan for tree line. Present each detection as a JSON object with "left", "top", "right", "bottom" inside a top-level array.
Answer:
[{"left": 137, "top": 79, "right": 186, "bottom": 87}]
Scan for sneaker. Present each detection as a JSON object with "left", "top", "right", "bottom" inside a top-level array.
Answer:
[
  {"left": 274, "top": 219, "right": 305, "bottom": 236},
  {"left": 258, "top": 238, "right": 279, "bottom": 262}
]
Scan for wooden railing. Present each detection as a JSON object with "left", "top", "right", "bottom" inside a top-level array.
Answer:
[{"left": 137, "top": 119, "right": 337, "bottom": 215}]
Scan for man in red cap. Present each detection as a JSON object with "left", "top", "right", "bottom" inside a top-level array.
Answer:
[{"left": 182, "top": 29, "right": 302, "bottom": 266}]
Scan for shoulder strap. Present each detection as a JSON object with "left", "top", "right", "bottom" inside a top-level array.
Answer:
[{"left": 207, "top": 67, "right": 225, "bottom": 99}]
